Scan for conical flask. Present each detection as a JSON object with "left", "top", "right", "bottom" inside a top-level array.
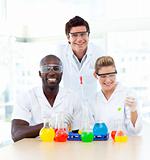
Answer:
[{"left": 114, "top": 118, "right": 128, "bottom": 142}]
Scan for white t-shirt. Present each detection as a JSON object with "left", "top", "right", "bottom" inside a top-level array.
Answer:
[
  {"left": 55, "top": 43, "right": 104, "bottom": 102},
  {"left": 12, "top": 86, "right": 81, "bottom": 130},
  {"left": 92, "top": 83, "right": 143, "bottom": 136}
]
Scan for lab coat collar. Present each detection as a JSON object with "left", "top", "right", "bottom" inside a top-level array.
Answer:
[
  {"left": 53, "top": 87, "right": 66, "bottom": 107},
  {"left": 35, "top": 86, "right": 51, "bottom": 107},
  {"left": 67, "top": 44, "right": 93, "bottom": 71},
  {"left": 36, "top": 86, "right": 65, "bottom": 108},
  {"left": 108, "top": 82, "right": 122, "bottom": 101}
]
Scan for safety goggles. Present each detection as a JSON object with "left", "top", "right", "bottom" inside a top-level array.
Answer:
[
  {"left": 40, "top": 64, "right": 63, "bottom": 73},
  {"left": 69, "top": 31, "right": 89, "bottom": 39},
  {"left": 96, "top": 71, "right": 117, "bottom": 79}
]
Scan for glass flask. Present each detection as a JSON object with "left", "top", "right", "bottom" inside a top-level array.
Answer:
[
  {"left": 80, "top": 106, "right": 94, "bottom": 142},
  {"left": 39, "top": 118, "right": 55, "bottom": 142},
  {"left": 114, "top": 119, "right": 128, "bottom": 142},
  {"left": 54, "top": 113, "right": 68, "bottom": 142},
  {"left": 93, "top": 122, "right": 108, "bottom": 136}
]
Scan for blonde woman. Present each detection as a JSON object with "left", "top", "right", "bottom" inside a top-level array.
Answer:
[{"left": 93, "top": 56, "right": 142, "bottom": 135}]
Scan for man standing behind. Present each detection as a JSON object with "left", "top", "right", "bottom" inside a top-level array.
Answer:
[{"left": 55, "top": 16, "right": 104, "bottom": 101}]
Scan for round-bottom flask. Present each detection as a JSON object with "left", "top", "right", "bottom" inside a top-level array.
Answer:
[
  {"left": 39, "top": 119, "right": 55, "bottom": 142},
  {"left": 54, "top": 113, "right": 68, "bottom": 142}
]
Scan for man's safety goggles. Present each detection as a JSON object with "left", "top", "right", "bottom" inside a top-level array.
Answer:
[{"left": 40, "top": 64, "right": 63, "bottom": 73}]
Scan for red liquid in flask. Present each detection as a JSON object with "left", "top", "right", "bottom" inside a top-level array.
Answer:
[{"left": 54, "top": 128, "right": 68, "bottom": 142}]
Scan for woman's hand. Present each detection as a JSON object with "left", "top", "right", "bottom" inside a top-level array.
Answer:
[{"left": 125, "top": 97, "right": 137, "bottom": 112}]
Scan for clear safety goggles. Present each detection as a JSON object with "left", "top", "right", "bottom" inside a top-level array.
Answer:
[
  {"left": 69, "top": 31, "right": 89, "bottom": 39},
  {"left": 40, "top": 64, "right": 63, "bottom": 73}
]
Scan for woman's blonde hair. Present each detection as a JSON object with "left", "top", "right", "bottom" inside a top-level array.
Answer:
[{"left": 95, "top": 56, "right": 116, "bottom": 73}]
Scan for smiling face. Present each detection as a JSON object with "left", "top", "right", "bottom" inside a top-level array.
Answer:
[
  {"left": 39, "top": 55, "right": 63, "bottom": 89},
  {"left": 96, "top": 66, "right": 117, "bottom": 93},
  {"left": 94, "top": 56, "right": 117, "bottom": 96},
  {"left": 67, "top": 26, "right": 89, "bottom": 59}
]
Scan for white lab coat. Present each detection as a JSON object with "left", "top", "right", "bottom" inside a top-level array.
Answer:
[
  {"left": 92, "top": 83, "right": 142, "bottom": 136},
  {"left": 55, "top": 43, "right": 104, "bottom": 102},
  {"left": 12, "top": 86, "right": 82, "bottom": 130}
]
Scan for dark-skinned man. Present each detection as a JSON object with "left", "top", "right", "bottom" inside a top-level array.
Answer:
[{"left": 11, "top": 55, "right": 81, "bottom": 142}]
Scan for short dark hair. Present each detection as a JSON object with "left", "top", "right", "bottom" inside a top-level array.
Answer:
[
  {"left": 65, "top": 16, "right": 90, "bottom": 36},
  {"left": 40, "top": 55, "right": 62, "bottom": 66}
]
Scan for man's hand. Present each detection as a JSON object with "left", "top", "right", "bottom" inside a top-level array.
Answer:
[{"left": 125, "top": 97, "right": 137, "bottom": 112}]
